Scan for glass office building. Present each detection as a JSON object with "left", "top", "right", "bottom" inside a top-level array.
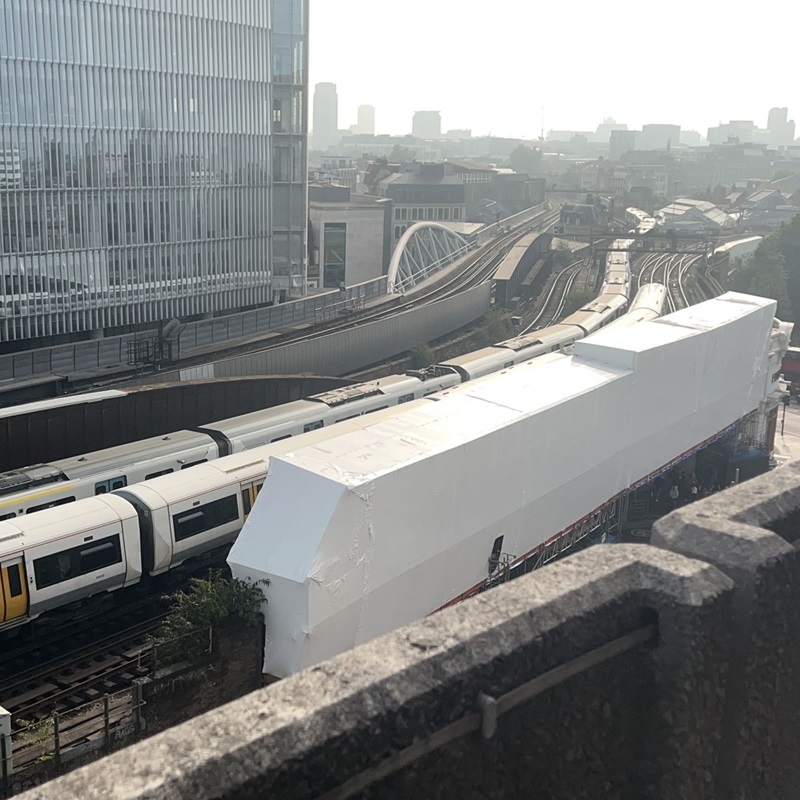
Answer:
[{"left": 0, "top": 0, "right": 308, "bottom": 344}]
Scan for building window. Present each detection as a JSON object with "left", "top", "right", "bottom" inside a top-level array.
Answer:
[
  {"left": 395, "top": 225, "right": 401, "bottom": 239},
  {"left": 454, "top": 208, "right": 461, "bottom": 220},
  {"left": 323, "top": 222, "right": 347, "bottom": 288}
]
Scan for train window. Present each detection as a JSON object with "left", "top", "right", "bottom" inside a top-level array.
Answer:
[
  {"left": 7, "top": 564, "right": 22, "bottom": 597},
  {"left": 0, "top": 512, "right": 15, "bottom": 521},
  {"left": 173, "top": 495, "right": 238, "bottom": 542},
  {"left": 303, "top": 421, "right": 324, "bottom": 433},
  {"left": 80, "top": 542, "right": 119, "bottom": 573},
  {"left": 181, "top": 460, "right": 208, "bottom": 470},
  {"left": 271, "top": 434, "right": 292, "bottom": 442},
  {"left": 33, "top": 534, "right": 122, "bottom": 589},
  {"left": 335, "top": 414, "right": 359, "bottom": 423},
  {"left": 95, "top": 477, "right": 127, "bottom": 495},
  {"left": 398, "top": 393, "right": 414, "bottom": 404},
  {"left": 145, "top": 468, "right": 174, "bottom": 480},
  {"left": 242, "top": 489, "right": 253, "bottom": 516},
  {"left": 28, "top": 496, "right": 75, "bottom": 515}
]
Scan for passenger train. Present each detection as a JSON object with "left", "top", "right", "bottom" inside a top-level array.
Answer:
[
  {"left": 0, "top": 242, "right": 640, "bottom": 634},
  {"left": 626, "top": 207, "right": 657, "bottom": 236}
]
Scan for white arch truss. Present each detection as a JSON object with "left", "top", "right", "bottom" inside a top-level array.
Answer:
[{"left": 387, "top": 222, "right": 472, "bottom": 294}]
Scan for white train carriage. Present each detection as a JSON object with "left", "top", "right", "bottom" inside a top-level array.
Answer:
[
  {"left": 567, "top": 295, "right": 628, "bottom": 335},
  {"left": 598, "top": 284, "right": 667, "bottom": 332},
  {"left": 0, "top": 495, "right": 141, "bottom": 632},
  {"left": 0, "top": 430, "right": 220, "bottom": 521},
  {"left": 439, "top": 324, "right": 584, "bottom": 381},
  {"left": 629, "top": 283, "right": 667, "bottom": 317},
  {"left": 202, "top": 371, "right": 461, "bottom": 453},
  {"left": 117, "top": 467, "right": 251, "bottom": 576}
]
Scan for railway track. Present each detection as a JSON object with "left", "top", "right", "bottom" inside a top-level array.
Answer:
[
  {"left": 2, "top": 617, "right": 160, "bottom": 726},
  {"left": 0, "top": 565, "right": 215, "bottom": 728},
  {"left": 162, "top": 207, "right": 561, "bottom": 377},
  {"left": 523, "top": 261, "right": 585, "bottom": 332}
]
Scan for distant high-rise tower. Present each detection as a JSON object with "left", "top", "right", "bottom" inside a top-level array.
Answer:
[
  {"left": 768, "top": 107, "right": 788, "bottom": 130},
  {"left": 767, "top": 107, "right": 795, "bottom": 146},
  {"left": 313, "top": 83, "right": 339, "bottom": 151},
  {"left": 356, "top": 105, "right": 376, "bottom": 136},
  {"left": 412, "top": 111, "right": 442, "bottom": 139}
]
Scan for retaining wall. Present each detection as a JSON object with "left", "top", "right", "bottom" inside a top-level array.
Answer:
[
  {"left": 0, "top": 376, "right": 351, "bottom": 471},
  {"left": 153, "top": 283, "right": 492, "bottom": 382}
]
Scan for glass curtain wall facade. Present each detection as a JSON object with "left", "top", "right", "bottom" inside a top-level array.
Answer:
[{"left": 0, "top": 0, "right": 308, "bottom": 344}]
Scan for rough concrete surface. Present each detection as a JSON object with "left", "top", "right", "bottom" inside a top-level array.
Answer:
[
  {"left": 18, "top": 546, "right": 732, "bottom": 800},
  {"left": 653, "top": 459, "right": 800, "bottom": 800}
]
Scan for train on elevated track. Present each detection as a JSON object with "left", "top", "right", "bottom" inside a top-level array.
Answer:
[{"left": 0, "top": 241, "right": 654, "bottom": 634}]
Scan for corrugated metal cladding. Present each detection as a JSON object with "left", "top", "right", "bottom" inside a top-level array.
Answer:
[
  {"left": 0, "top": 279, "right": 387, "bottom": 385},
  {"left": 0, "top": 376, "right": 349, "bottom": 471},
  {"left": 195, "top": 282, "right": 493, "bottom": 379}
]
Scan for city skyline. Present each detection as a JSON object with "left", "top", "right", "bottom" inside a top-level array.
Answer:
[{"left": 309, "top": 0, "right": 797, "bottom": 139}]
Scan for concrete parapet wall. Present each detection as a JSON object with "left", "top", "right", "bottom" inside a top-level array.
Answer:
[
  {"left": 652, "top": 462, "right": 800, "bottom": 800},
  {"left": 18, "top": 546, "right": 735, "bottom": 800}
]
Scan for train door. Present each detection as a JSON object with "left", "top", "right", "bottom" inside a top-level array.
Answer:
[
  {"left": 241, "top": 481, "right": 265, "bottom": 521},
  {"left": 0, "top": 557, "right": 28, "bottom": 623}
]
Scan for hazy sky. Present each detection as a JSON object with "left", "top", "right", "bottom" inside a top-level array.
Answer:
[{"left": 309, "top": 0, "right": 797, "bottom": 139}]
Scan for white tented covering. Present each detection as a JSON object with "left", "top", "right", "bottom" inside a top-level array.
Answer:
[{"left": 229, "top": 293, "right": 777, "bottom": 678}]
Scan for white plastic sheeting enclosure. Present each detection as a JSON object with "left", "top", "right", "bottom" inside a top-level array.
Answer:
[{"left": 229, "top": 293, "right": 778, "bottom": 678}]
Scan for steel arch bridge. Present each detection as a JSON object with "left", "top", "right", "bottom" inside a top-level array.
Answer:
[{"left": 387, "top": 223, "right": 472, "bottom": 294}]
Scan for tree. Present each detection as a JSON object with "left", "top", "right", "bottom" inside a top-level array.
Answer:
[
  {"left": 389, "top": 145, "right": 415, "bottom": 162},
  {"left": 733, "top": 239, "right": 793, "bottom": 321},
  {"left": 553, "top": 239, "right": 574, "bottom": 267},
  {"left": 150, "top": 571, "right": 265, "bottom": 666},
  {"left": 563, "top": 286, "right": 594, "bottom": 317},
  {"left": 408, "top": 342, "right": 435, "bottom": 368},
  {"left": 509, "top": 144, "right": 542, "bottom": 176}
]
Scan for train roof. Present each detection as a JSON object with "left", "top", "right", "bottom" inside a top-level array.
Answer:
[
  {"left": 495, "top": 324, "right": 582, "bottom": 352},
  {"left": 0, "top": 390, "right": 127, "bottom": 420},
  {"left": 0, "top": 495, "right": 135, "bottom": 559},
  {"left": 201, "top": 375, "right": 421, "bottom": 441},
  {"left": 628, "top": 283, "right": 667, "bottom": 312},
  {"left": 53, "top": 430, "right": 214, "bottom": 480}
]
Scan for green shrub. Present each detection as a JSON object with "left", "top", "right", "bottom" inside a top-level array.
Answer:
[{"left": 150, "top": 570, "right": 265, "bottom": 666}]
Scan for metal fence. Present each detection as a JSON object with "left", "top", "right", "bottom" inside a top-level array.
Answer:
[
  {"left": 0, "top": 627, "right": 214, "bottom": 796},
  {"left": 0, "top": 278, "right": 387, "bottom": 383},
  {"left": 475, "top": 203, "right": 547, "bottom": 246}
]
